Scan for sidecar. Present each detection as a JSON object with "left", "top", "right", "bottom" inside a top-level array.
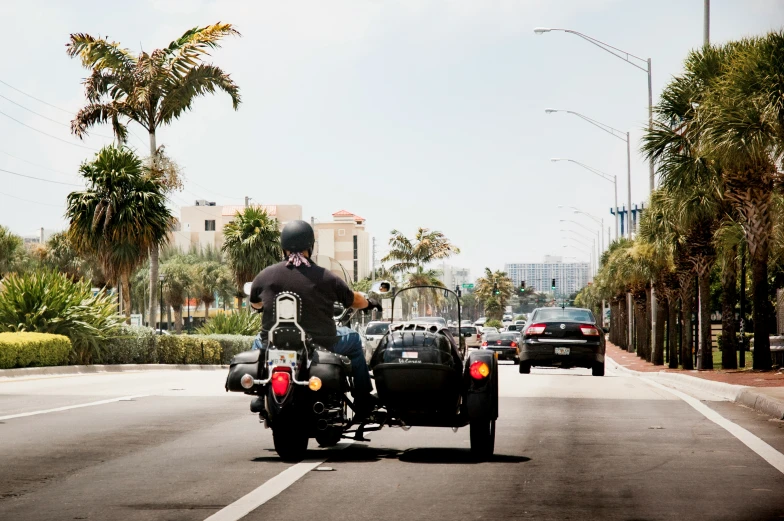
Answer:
[{"left": 367, "top": 284, "right": 498, "bottom": 459}]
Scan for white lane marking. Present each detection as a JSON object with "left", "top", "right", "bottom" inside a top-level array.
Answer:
[
  {"left": 204, "top": 441, "right": 354, "bottom": 521},
  {"left": 0, "top": 394, "right": 149, "bottom": 421},
  {"left": 643, "top": 378, "right": 784, "bottom": 475}
]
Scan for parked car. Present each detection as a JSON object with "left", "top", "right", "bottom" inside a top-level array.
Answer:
[
  {"left": 363, "top": 321, "right": 390, "bottom": 363},
  {"left": 482, "top": 332, "right": 522, "bottom": 363},
  {"left": 519, "top": 307, "right": 605, "bottom": 376}
]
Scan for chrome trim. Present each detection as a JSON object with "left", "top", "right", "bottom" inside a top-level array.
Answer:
[{"left": 533, "top": 338, "right": 589, "bottom": 344}]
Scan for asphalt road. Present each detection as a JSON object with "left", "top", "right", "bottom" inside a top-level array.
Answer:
[{"left": 2, "top": 364, "right": 784, "bottom": 521}]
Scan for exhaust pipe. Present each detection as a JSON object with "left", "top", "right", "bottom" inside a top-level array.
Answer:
[
  {"left": 313, "top": 402, "right": 325, "bottom": 414},
  {"left": 317, "top": 418, "right": 329, "bottom": 431}
]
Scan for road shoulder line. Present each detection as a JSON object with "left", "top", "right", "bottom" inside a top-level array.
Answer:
[
  {"left": 204, "top": 442, "right": 353, "bottom": 521},
  {"left": 0, "top": 394, "right": 150, "bottom": 421},
  {"left": 641, "top": 377, "right": 784, "bottom": 475}
]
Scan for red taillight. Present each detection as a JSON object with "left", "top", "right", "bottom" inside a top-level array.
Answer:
[
  {"left": 527, "top": 323, "right": 546, "bottom": 335},
  {"left": 510, "top": 341, "right": 518, "bottom": 348},
  {"left": 481, "top": 341, "right": 488, "bottom": 346},
  {"left": 580, "top": 325, "right": 600, "bottom": 336},
  {"left": 469, "top": 361, "right": 490, "bottom": 379},
  {"left": 476, "top": 334, "right": 481, "bottom": 340},
  {"left": 271, "top": 368, "right": 291, "bottom": 396}
]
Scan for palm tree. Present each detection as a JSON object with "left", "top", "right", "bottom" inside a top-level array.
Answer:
[
  {"left": 221, "top": 206, "right": 282, "bottom": 307},
  {"left": 0, "top": 226, "right": 23, "bottom": 279},
  {"left": 66, "top": 146, "right": 173, "bottom": 319},
  {"left": 67, "top": 23, "right": 241, "bottom": 336},
  {"left": 161, "top": 257, "right": 194, "bottom": 333},
  {"left": 193, "top": 260, "right": 233, "bottom": 320},
  {"left": 475, "top": 268, "right": 514, "bottom": 321},
  {"left": 383, "top": 228, "right": 460, "bottom": 273}
]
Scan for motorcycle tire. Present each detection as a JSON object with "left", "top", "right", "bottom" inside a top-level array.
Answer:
[
  {"left": 272, "top": 420, "right": 309, "bottom": 462},
  {"left": 315, "top": 428, "right": 342, "bottom": 448},
  {"left": 469, "top": 419, "right": 495, "bottom": 460}
]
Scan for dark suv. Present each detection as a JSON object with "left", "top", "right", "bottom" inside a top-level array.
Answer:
[{"left": 519, "top": 307, "right": 605, "bottom": 376}]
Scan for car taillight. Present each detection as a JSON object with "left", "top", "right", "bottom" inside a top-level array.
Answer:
[
  {"left": 476, "top": 334, "right": 481, "bottom": 340},
  {"left": 510, "top": 341, "right": 518, "bottom": 348},
  {"left": 271, "top": 368, "right": 291, "bottom": 397},
  {"left": 527, "top": 323, "right": 546, "bottom": 335},
  {"left": 469, "top": 361, "right": 490, "bottom": 379},
  {"left": 481, "top": 341, "right": 488, "bottom": 346},
  {"left": 580, "top": 325, "right": 600, "bottom": 336}
]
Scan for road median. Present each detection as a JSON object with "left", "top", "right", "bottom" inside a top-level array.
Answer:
[{"left": 0, "top": 363, "right": 227, "bottom": 379}]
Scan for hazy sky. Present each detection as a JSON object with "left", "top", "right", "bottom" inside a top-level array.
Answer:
[{"left": 1, "top": 0, "right": 782, "bottom": 279}]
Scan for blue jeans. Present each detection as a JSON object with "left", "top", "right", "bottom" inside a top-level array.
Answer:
[{"left": 251, "top": 327, "right": 371, "bottom": 396}]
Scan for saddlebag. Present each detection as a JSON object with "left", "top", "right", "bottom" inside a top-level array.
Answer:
[
  {"left": 225, "top": 349, "right": 261, "bottom": 392},
  {"left": 371, "top": 331, "right": 461, "bottom": 416},
  {"left": 309, "top": 349, "right": 352, "bottom": 392}
]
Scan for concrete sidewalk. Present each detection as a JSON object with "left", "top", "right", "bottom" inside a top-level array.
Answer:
[
  {"left": 0, "top": 363, "right": 226, "bottom": 379},
  {"left": 606, "top": 350, "right": 784, "bottom": 420}
]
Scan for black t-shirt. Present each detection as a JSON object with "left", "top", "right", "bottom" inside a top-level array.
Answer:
[{"left": 249, "top": 261, "right": 355, "bottom": 347}]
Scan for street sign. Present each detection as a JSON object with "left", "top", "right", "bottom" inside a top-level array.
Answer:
[{"left": 461, "top": 283, "right": 474, "bottom": 289}]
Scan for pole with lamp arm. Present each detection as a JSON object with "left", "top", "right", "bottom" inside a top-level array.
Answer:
[
  {"left": 552, "top": 160, "right": 619, "bottom": 240},
  {"left": 534, "top": 27, "right": 654, "bottom": 193}
]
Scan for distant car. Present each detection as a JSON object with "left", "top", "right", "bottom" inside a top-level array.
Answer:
[
  {"left": 474, "top": 317, "right": 487, "bottom": 327},
  {"left": 505, "top": 324, "right": 523, "bottom": 332},
  {"left": 514, "top": 320, "right": 526, "bottom": 326},
  {"left": 456, "top": 325, "right": 483, "bottom": 349},
  {"left": 461, "top": 320, "right": 474, "bottom": 327},
  {"left": 410, "top": 316, "right": 448, "bottom": 329},
  {"left": 480, "top": 326, "right": 498, "bottom": 340},
  {"left": 482, "top": 332, "right": 522, "bottom": 363},
  {"left": 363, "top": 321, "right": 390, "bottom": 362},
  {"left": 519, "top": 307, "right": 605, "bottom": 376}
]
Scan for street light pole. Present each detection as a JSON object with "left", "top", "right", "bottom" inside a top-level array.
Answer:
[
  {"left": 552, "top": 159, "right": 619, "bottom": 240},
  {"left": 547, "top": 110, "right": 633, "bottom": 239},
  {"left": 534, "top": 27, "right": 654, "bottom": 193},
  {"left": 159, "top": 274, "right": 165, "bottom": 335}
]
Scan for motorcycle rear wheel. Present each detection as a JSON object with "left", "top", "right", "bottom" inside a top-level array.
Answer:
[{"left": 272, "top": 421, "right": 309, "bottom": 462}]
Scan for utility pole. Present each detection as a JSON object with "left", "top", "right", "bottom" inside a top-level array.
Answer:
[
  {"left": 244, "top": 196, "right": 249, "bottom": 208},
  {"left": 704, "top": 0, "right": 710, "bottom": 46}
]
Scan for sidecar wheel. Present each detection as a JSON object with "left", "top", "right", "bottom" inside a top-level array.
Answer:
[
  {"left": 272, "top": 422, "right": 309, "bottom": 462},
  {"left": 315, "top": 428, "right": 342, "bottom": 447},
  {"left": 470, "top": 419, "right": 495, "bottom": 460}
]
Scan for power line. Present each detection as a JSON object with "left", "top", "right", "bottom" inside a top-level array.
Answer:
[
  {"left": 0, "top": 78, "right": 74, "bottom": 114},
  {"left": 0, "top": 189, "right": 64, "bottom": 208},
  {"left": 183, "top": 183, "right": 244, "bottom": 203},
  {"left": 0, "top": 148, "right": 80, "bottom": 178},
  {"left": 0, "top": 167, "right": 83, "bottom": 187},
  {"left": 0, "top": 109, "right": 98, "bottom": 151}
]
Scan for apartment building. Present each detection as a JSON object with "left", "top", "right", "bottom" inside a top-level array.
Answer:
[
  {"left": 505, "top": 256, "right": 590, "bottom": 296},
  {"left": 439, "top": 264, "right": 471, "bottom": 290},
  {"left": 172, "top": 201, "right": 302, "bottom": 251},
  {"left": 312, "top": 210, "right": 370, "bottom": 284}
]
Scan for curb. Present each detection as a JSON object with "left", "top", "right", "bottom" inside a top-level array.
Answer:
[
  {"left": 607, "top": 355, "right": 784, "bottom": 420},
  {"left": 0, "top": 364, "right": 227, "bottom": 379}
]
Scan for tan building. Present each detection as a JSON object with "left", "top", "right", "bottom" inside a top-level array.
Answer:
[
  {"left": 172, "top": 200, "right": 302, "bottom": 252},
  {"left": 313, "top": 210, "right": 370, "bottom": 284}
]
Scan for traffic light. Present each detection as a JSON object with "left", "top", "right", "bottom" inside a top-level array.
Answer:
[
  {"left": 551, "top": 278, "right": 556, "bottom": 291},
  {"left": 519, "top": 281, "right": 526, "bottom": 293},
  {"left": 493, "top": 282, "right": 500, "bottom": 295}
]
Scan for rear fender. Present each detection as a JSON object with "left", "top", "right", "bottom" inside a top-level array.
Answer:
[
  {"left": 309, "top": 350, "right": 351, "bottom": 393},
  {"left": 464, "top": 350, "right": 498, "bottom": 421}
]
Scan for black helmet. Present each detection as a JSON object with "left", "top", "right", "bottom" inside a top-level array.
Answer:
[{"left": 281, "top": 220, "right": 315, "bottom": 254}]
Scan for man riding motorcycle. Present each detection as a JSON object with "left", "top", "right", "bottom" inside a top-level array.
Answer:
[{"left": 248, "top": 220, "right": 381, "bottom": 417}]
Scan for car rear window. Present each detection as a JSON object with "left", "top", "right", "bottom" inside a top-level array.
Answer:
[
  {"left": 485, "top": 334, "right": 501, "bottom": 341},
  {"left": 500, "top": 333, "right": 519, "bottom": 340},
  {"left": 460, "top": 327, "right": 477, "bottom": 335},
  {"left": 534, "top": 309, "right": 595, "bottom": 323},
  {"left": 366, "top": 323, "right": 389, "bottom": 335}
]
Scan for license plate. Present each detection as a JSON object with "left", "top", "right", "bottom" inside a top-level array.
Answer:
[
  {"left": 268, "top": 349, "right": 297, "bottom": 368},
  {"left": 554, "top": 347, "right": 570, "bottom": 355},
  {"left": 401, "top": 351, "right": 418, "bottom": 359}
]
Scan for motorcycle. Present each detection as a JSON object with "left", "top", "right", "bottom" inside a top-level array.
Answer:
[{"left": 225, "top": 276, "right": 498, "bottom": 462}]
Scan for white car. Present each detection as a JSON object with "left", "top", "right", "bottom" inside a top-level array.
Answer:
[
  {"left": 362, "top": 321, "right": 390, "bottom": 363},
  {"left": 480, "top": 326, "right": 499, "bottom": 340}
]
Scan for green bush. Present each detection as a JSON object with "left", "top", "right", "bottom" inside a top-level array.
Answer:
[
  {"left": 0, "top": 332, "right": 71, "bottom": 369},
  {"left": 157, "top": 335, "right": 222, "bottom": 364},
  {"left": 205, "top": 334, "right": 256, "bottom": 363},
  {"left": 485, "top": 319, "right": 503, "bottom": 329},
  {"left": 196, "top": 310, "right": 261, "bottom": 336},
  {"left": 101, "top": 326, "right": 157, "bottom": 364},
  {"left": 0, "top": 270, "right": 124, "bottom": 364}
]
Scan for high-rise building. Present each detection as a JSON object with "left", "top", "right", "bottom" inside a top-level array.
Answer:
[
  {"left": 439, "top": 264, "right": 471, "bottom": 289},
  {"left": 505, "top": 256, "right": 590, "bottom": 296}
]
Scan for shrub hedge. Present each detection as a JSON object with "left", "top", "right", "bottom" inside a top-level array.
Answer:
[
  {"left": 156, "top": 335, "right": 222, "bottom": 364},
  {"left": 0, "top": 332, "right": 71, "bottom": 369},
  {"left": 100, "top": 326, "right": 157, "bottom": 364},
  {"left": 205, "top": 334, "right": 256, "bottom": 364}
]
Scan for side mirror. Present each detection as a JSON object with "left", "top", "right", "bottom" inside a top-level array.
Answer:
[
  {"left": 243, "top": 282, "right": 253, "bottom": 296},
  {"left": 370, "top": 280, "right": 393, "bottom": 294}
]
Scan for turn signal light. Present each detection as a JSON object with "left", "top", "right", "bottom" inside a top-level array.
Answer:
[
  {"left": 580, "top": 325, "right": 600, "bottom": 336},
  {"left": 526, "top": 323, "right": 546, "bottom": 335},
  {"left": 470, "top": 361, "right": 490, "bottom": 380},
  {"left": 308, "top": 376, "right": 322, "bottom": 391},
  {"left": 481, "top": 341, "right": 488, "bottom": 347},
  {"left": 510, "top": 341, "right": 518, "bottom": 348},
  {"left": 240, "top": 374, "right": 255, "bottom": 389},
  {"left": 271, "top": 371, "right": 291, "bottom": 396}
]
